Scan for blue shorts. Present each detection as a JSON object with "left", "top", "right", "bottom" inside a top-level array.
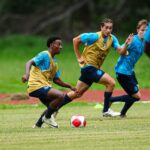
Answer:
[
  {"left": 79, "top": 65, "right": 105, "bottom": 86},
  {"left": 29, "top": 86, "right": 51, "bottom": 106},
  {"left": 116, "top": 72, "right": 139, "bottom": 95}
]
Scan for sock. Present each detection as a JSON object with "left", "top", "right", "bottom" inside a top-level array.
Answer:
[
  {"left": 36, "top": 109, "right": 47, "bottom": 127},
  {"left": 103, "top": 92, "right": 112, "bottom": 112},
  {"left": 121, "top": 97, "right": 139, "bottom": 116},
  {"left": 110, "top": 95, "right": 132, "bottom": 103},
  {"left": 57, "top": 94, "right": 72, "bottom": 110},
  {"left": 45, "top": 106, "right": 56, "bottom": 119}
]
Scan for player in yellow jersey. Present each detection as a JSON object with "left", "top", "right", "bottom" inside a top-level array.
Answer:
[
  {"left": 22, "top": 37, "right": 75, "bottom": 128},
  {"left": 55, "top": 18, "right": 133, "bottom": 117}
]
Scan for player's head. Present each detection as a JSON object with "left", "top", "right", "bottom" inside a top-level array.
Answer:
[
  {"left": 47, "top": 37, "right": 62, "bottom": 54},
  {"left": 136, "top": 19, "right": 148, "bottom": 39},
  {"left": 100, "top": 18, "right": 113, "bottom": 37}
]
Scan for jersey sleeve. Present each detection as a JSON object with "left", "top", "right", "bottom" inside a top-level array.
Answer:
[
  {"left": 32, "top": 51, "right": 48, "bottom": 66},
  {"left": 54, "top": 70, "right": 60, "bottom": 78},
  {"left": 111, "top": 35, "right": 120, "bottom": 50},
  {"left": 80, "top": 33, "right": 99, "bottom": 45},
  {"left": 144, "top": 22, "right": 150, "bottom": 43}
]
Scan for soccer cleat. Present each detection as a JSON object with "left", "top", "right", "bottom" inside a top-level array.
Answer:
[
  {"left": 120, "top": 114, "right": 127, "bottom": 118},
  {"left": 103, "top": 108, "right": 121, "bottom": 117},
  {"left": 42, "top": 115, "right": 58, "bottom": 128}
]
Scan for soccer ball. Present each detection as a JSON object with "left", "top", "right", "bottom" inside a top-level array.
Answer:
[{"left": 70, "top": 115, "right": 86, "bottom": 128}]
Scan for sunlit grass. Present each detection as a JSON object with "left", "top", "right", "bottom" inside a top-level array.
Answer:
[{"left": 0, "top": 102, "right": 150, "bottom": 150}]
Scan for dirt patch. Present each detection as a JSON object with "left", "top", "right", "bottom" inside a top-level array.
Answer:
[{"left": 0, "top": 89, "right": 149, "bottom": 105}]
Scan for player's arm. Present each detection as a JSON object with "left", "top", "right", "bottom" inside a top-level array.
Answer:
[
  {"left": 73, "top": 35, "right": 84, "bottom": 64},
  {"left": 53, "top": 77, "right": 76, "bottom": 91},
  {"left": 116, "top": 34, "right": 133, "bottom": 55},
  {"left": 22, "top": 59, "right": 35, "bottom": 83}
]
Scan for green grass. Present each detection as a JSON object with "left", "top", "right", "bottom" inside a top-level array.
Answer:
[
  {"left": 0, "top": 35, "right": 150, "bottom": 93},
  {"left": 0, "top": 102, "right": 150, "bottom": 150}
]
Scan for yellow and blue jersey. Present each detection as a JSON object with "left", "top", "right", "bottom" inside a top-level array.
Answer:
[
  {"left": 27, "top": 50, "right": 60, "bottom": 93},
  {"left": 144, "top": 22, "right": 150, "bottom": 43},
  {"left": 115, "top": 35, "right": 144, "bottom": 75},
  {"left": 80, "top": 32, "right": 120, "bottom": 68}
]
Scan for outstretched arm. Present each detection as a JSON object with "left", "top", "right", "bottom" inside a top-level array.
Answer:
[
  {"left": 53, "top": 77, "right": 76, "bottom": 91},
  {"left": 22, "top": 59, "right": 35, "bottom": 83},
  {"left": 116, "top": 34, "right": 133, "bottom": 55}
]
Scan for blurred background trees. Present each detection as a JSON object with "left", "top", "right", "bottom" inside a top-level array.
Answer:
[{"left": 0, "top": 0, "right": 150, "bottom": 40}]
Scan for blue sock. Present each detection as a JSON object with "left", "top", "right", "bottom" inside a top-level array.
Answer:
[
  {"left": 110, "top": 95, "right": 139, "bottom": 103},
  {"left": 57, "top": 94, "right": 72, "bottom": 110},
  {"left": 121, "top": 97, "right": 139, "bottom": 116},
  {"left": 36, "top": 109, "right": 47, "bottom": 127},
  {"left": 103, "top": 92, "right": 112, "bottom": 112},
  {"left": 110, "top": 95, "right": 131, "bottom": 103},
  {"left": 45, "top": 106, "right": 56, "bottom": 119}
]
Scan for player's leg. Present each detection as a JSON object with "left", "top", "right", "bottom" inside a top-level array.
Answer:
[
  {"left": 97, "top": 72, "right": 115, "bottom": 113},
  {"left": 110, "top": 73, "right": 140, "bottom": 117},
  {"left": 41, "top": 88, "right": 64, "bottom": 127},
  {"left": 30, "top": 87, "right": 64, "bottom": 128},
  {"left": 56, "top": 80, "right": 89, "bottom": 110},
  {"left": 120, "top": 92, "right": 140, "bottom": 117},
  {"left": 56, "top": 66, "right": 93, "bottom": 110},
  {"left": 33, "top": 109, "right": 47, "bottom": 128}
]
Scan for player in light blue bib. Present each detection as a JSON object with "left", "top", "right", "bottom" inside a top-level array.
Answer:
[{"left": 109, "top": 19, "right": 148, "bottom": 117}]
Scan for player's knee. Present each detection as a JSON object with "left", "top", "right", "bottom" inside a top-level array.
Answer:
[
  {"left": 58, "top": 93, "right": 65, "bottom": 100},
  {"left": 108, "top": 79, "right": 115, "bottom": 89},
  {"left": 74, "top": 91, "right": 84, "bottom": 99},
  {"left": 132, "top": 92, "right": 141, "bottom": 100}
]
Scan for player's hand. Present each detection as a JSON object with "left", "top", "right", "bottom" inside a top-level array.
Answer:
[
  {"left": 70, "top": 86, "right": 77, "bottom": 91},
  {"left": 77, "top": 57, "right": 85, "bottom": 65},
  {"left": 125, "top": 33, "right": 133, "bottom": 46},
  {"left": 22, "top": 74, "right": 29, "bottom": 83}
]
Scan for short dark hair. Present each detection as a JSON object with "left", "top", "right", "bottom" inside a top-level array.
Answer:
[
  {"left": 101, "top": 18, "right": 113, "bottom": 27},
  {"left": 47, "top": 36, "right": 61, "bottom": 48}
]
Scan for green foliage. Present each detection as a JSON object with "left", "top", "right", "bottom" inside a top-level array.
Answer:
[
  {"left": 0, "top": 0, "right": 150, "bottom": 37},
  {"left": 0, "top": 102, "right": 150, "bottom": 150},
  {"left": 0, "top": 0, "right": 42, "bottom": 14},
  {"left": 0, "top": 35, "right": 150, "bottom": 93}
]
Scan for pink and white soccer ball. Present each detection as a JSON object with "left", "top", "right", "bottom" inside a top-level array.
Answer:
[{"left": 70, "top": 115, "right": 86, "bottom": 127}]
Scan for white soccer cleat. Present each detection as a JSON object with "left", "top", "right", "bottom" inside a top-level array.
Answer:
[
  {"left": 103, "top": 108, "right": 120, "bottom": 117},
  {"left": 42, "top": 115, "right": 58, "bottom": 128}
]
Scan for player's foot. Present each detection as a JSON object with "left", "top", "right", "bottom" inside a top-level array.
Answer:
[
  {"left": 120, "top": 114, "right": 127, "bottom": 118},
  {"left": 103, "top": 108, "right": 120, "bottom": 117},
  {"left": 42, "top": 115, "right": 58, "bottom": 128}
]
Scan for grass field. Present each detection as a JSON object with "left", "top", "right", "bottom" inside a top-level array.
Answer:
[
  {"left": 0, "top": 35, "right": 150, "bottom": 93},
  {"left": 0, "top": 102, "right": 150, "bottom": 150}
]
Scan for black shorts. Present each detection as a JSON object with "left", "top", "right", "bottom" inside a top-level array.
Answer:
[
  {"left": 79, "top": 65, "right": 105, "bottom": 86},
  {"left": 29, "top": 86, "right": 52, "bottom": 107},
  {"left": 116, "top": 72, "right": 139, "bottom": 96}
]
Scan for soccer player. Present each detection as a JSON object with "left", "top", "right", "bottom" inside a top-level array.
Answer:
[
  {"left": 22, "top": 37, "right": 76, "bottom": 128},
  {"left": 56, "top": 18, "right": 133, "bottom": 117},
  {"left": 109, "top": 19, "right": 148, "bottom": 117},
  {"left": 144, "top": 21, "right": 150, "bottom": 57}
]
